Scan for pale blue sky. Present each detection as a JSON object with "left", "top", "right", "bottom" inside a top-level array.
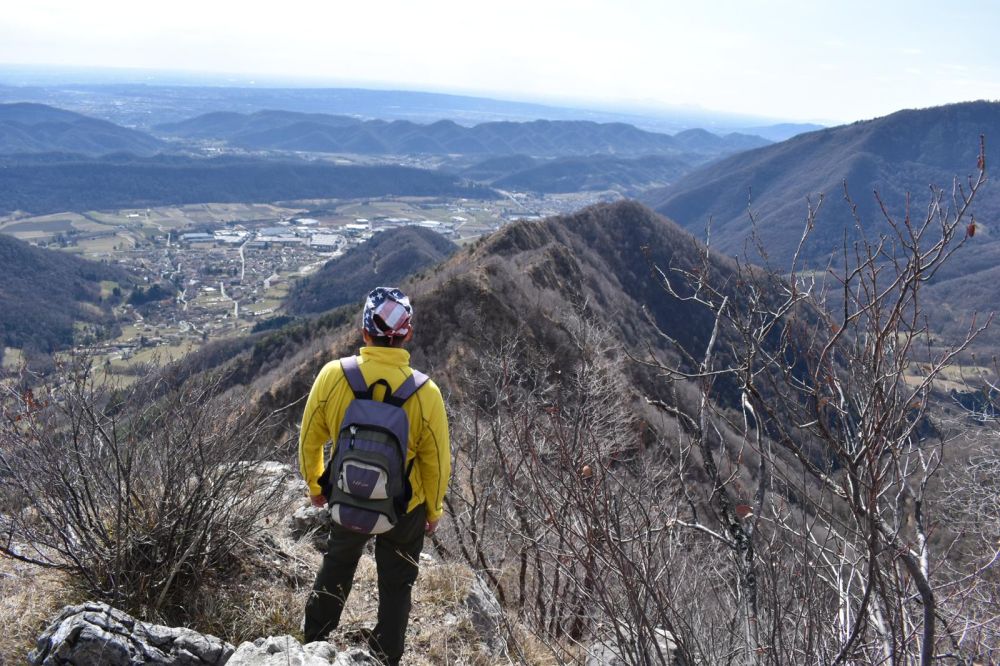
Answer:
[{"left": 1, "top": 0, "right": 998, "bottom": 123}]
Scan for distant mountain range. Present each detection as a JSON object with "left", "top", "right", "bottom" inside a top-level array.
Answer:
[
  {"left": 0, "top": 103, "right": 776, "bottom": 209},
  {"left": 0, "top": 103, "right": 164, "bottom": 156},
  {"left": 0, "top": 153, "right": 495, "bottom": 215},
  {"left": 156, "top": 110, "right": 771, "bottom": 158},
  {"left": 0, "top": 233, "right": 131, "bottom": 352},
  {"left": 285, "top": 226, "right": 457, "bottom": 316},
  {"left": 647, "top": 100, "right": 1000, "bottom": 349},
  {"left": 0, "top": 70, "right": 824, "bottom": 138}
]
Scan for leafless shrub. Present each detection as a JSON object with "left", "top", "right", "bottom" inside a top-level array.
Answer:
[
  {"left": 638, "top": 138, "right": 995, "bottom": 664},
  {"left": 442, "top": 316, "right": 697, "bottom": 665},
  {"left": 0, "top": 357, "right": 293, "bottom": 627},
  {"left": 439, "top": 141, "right": 996, "bottom": 665}
]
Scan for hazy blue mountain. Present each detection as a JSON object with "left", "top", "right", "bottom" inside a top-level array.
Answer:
[
  {"left": 157, "top": 110, "right": 771, "bottom": 158},
  {"left": 486, "top": 154, "right": 693, "bottom": 194},
  {"left": 647, "top": 100, "right": 1000, "bottom": 348},
  {"left": 671, "top": 128, "right": 772, "bottom": 153},
  {"left": 0, "top": 103, "right": 164, "bottom": 155},
  {"left": 0, "top": 68, "right": 818, "bottom": 137},
  {"left": 737, "top": 123, "right": 826, "bottom": 142},
  {"left": 455, "top": 155, "right": 540, "bottom": 181},
  {"left": 648, "top": 101, "right": 1000, "bottom": 265},
  {"left": 155, "top": 110, "right": 361, "bottom": 140}
]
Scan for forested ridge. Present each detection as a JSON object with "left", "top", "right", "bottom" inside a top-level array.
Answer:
[
  {"left": 0, "top": 154, "right": 497, "bottom": 215},
  {"left": 0, "top": 233, "right": 131, "bottom": 351}
]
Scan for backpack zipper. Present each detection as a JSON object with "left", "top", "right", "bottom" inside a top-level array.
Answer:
[{"left": 349, "top": 425, "right": 357, "bottom": 449}]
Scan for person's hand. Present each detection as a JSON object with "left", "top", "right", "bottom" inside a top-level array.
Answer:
[
  {"left": 310, "top": 493, "right": 326, "bottom": 508},
  {"left": 425, "top": 518, "right": 440, "bottom": 535}
]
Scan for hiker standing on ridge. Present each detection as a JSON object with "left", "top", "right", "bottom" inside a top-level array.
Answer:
[{"left": 299, "top": 287, "right": 451, "bottom": 665}]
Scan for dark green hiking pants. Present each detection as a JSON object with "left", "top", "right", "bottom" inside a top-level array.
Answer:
[{"left": 303, "top": 505, "right": 426, "bottom": 663}]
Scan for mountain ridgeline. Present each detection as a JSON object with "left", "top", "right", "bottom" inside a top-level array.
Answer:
[
  {"left": 0, "top": 103, "right": 165, "bottom": 156},
  {"left": 285, "top": 226, "right": 457, "bottom": 316},
  {"left": 646, "top": 100, "right": 1000, "bottom": 348},
  {"left": 648, "top": 101, "right": 1000, "bottom": 266},
  {"left": 0, "top": 233, "right": 132, "bottom": 353},
  {"left": 0, "top": 103, "right": 774, "bottom": 214},
  {"left": 459, "top": 154, "right": 695, "bottom": 194},
  {"left": 156, "top": 110, "right": 770, "bottom": 158},
  {"left": 180, "top": 201, "right": 802, "bottom": 428}
]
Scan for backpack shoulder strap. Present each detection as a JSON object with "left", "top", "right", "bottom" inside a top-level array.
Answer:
[
  {"left": 386, "top": 369, "right": 429, "bottom": 407},
  {"left": 339, "top": 356, "right": 370, "bottom": 399}
]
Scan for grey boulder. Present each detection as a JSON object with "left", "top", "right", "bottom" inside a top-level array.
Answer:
[
  {"left": 464, "top": 574, "right": 505, "bottom": 651},
  {"left": 289, "top": 505, "right": 332, "bottom": 551}
]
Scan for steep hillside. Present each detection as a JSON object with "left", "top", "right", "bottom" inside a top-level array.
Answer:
[
  {"left": 0, "top": 154, "right": 496, "bottom": 215},
  {"left": 0, "top": 103, "right": 164, "bottom": 156},
  {"left": 646, "top": 101, "right": 1000, "bottom": 348},
  {"left": 0, "top": 234, "right": 132, "bottom": 352},
  {"left": 648, "top": 101, "right": 1000, "bottom": 266},
  {"left": 157, "top": 111, "right": 770, "bottom": 158},
  {"left": 285, "top": 226, "right": 457, "bottom": 315}
]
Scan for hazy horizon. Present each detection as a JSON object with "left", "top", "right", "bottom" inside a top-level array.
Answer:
[
  {"left": 3, "top": 1, "right": 998, "bottom": 126},
  {"left": 0, "top": 62, "right": 816, "bottom": 130}
]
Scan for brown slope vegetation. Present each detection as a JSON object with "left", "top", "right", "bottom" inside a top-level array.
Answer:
[
  {"left": 179, "top": 200, "right": 803, "bottom": 431},
  {"left": 647, "top": 101, "right": 1000, "bottom": 265},
  {"left": 646, "top": 100, "right": 1000, "bottom": 350},
  {"left": 13, "top": 200, "right": 993, "bottom": 661}
]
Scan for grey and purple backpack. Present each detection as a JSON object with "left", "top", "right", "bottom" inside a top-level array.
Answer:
[{"left": 320, "top": 355, "right": 428, "bottom": 534}]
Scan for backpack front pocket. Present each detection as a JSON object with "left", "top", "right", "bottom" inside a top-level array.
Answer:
[{"left": 339, "top": 459, "right": 389, "bottom": 500}]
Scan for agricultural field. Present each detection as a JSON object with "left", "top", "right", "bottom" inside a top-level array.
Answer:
[{"left": 0, "top": 203, "right": 309, "bottom": 258}]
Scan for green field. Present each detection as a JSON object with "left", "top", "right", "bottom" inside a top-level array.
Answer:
[{"left": 2, "top": 348, "right": 24, "bottom": 371}]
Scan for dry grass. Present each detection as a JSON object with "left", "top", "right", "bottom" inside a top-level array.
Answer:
[
  {"left": 320, "top": 553, "right": 563, "bottom": 665},
  {"left": 189, "top": 535, "right": 322, "bottom": 646},
  {"left": 0, "top": 556, "right": 77, "bottom": 664}
]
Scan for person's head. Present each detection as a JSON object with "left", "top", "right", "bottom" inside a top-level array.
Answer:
[{"left": 361, "top": 287, "right": 414, "bottom": 347}]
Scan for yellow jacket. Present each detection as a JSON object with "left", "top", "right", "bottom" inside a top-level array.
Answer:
[{"left": 298, "top": 346, "right": 451, "bottom": 522}]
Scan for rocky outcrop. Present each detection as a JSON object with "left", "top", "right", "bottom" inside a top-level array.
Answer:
[
  {"left": 289, "top": 504, "right": 332, "bottom": 551},
  {"left": 464, "top": 575, "right": 505, "bottom": 651},
  {"left": 227, "top": 636, "right": 375, "bottom": 665},
  {"left": 27, "top": 605, "right": 384, "bottom": 666},
  {"left": 28, "top": 602, "right": 234, "bottom": 666}
]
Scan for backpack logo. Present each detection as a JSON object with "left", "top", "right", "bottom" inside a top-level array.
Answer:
[{"left": 320, "top": 356, "right": 427, "bottom": 534}]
